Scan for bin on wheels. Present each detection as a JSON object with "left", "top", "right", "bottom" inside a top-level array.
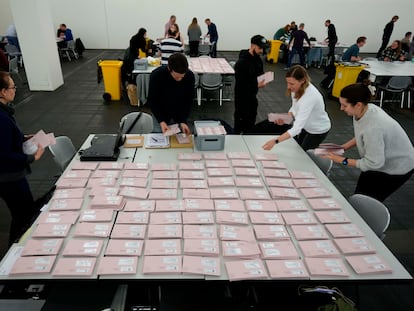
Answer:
[
  {"left": 266, "top": 40, "right": 283, "bottom": 64},
  {"left": 332, "top": 63, "right": 365, "bottom": 98},
  {"left": 98, "top": 60, "right": 123, "bottom": 101}
]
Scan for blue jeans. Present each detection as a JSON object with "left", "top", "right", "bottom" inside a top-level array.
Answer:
[{"left": 287, "top": 47, "right": 306, "bottom": 68}]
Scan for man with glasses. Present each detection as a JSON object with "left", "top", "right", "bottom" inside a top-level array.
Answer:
[{"left": 147, "top": 53, "right": 195, "bottom": 135}]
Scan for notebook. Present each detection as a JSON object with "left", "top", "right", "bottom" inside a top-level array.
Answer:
[{"left": 80, "top": 134, "right": 122, "bottom": 161}]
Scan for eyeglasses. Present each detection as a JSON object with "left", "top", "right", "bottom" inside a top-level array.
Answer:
[{"left": 8, "top": 85, "right": 17, "bottom": 90}]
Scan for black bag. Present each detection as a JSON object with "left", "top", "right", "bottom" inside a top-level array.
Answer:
[
  {"left": 75, "top": 38, "right": 85, "bottom": 56},
  {"left": 298, "top": 286, "right": 357, "bottom": 311}
]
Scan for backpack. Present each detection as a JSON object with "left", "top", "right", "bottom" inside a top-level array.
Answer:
[{"left": 75, "top": 38, "right": 85, "bottom": 56}]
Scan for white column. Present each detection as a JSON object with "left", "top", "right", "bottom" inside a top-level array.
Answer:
[{"left": 9, "top": 0, "right": 63, "bottom": 91}]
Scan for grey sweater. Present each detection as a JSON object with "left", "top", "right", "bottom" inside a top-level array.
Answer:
[{"left": 354, "top": 104, "right": 414, "bottom": 174}]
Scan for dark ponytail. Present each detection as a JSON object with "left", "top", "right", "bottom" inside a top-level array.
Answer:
[{"left": 340, "top": 82, "right": 372, "bottom": 106}]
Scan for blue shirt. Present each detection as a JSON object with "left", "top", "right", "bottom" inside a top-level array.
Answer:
[{"left": 342, "top": 44, "right": 359, "bottom": 61}]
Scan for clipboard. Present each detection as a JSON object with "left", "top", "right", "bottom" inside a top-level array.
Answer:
[
  {"left": 170, "top": 135, "right": 193, "bottom": 148},
  {"left": 123, "top": 135, "right": 144, "bottom": 148}
]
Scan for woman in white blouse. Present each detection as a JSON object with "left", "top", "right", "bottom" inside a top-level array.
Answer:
[{"left": 262, "top": 65, "right": 331, "bottom": 151}]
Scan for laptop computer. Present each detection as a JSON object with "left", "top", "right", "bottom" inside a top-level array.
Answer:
[{"left": 79, "top": 133, "right": 123, "bottom": 161}]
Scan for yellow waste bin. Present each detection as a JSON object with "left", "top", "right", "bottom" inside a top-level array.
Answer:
[
  {"left": 266, "top": 40, "right": 283, "bottom": 63},
  {"left": 332, "top": 63, "right": 365, "bottom": 98},
  {"left": 99, "top": 60, "right": 123, "bottom": 100}
]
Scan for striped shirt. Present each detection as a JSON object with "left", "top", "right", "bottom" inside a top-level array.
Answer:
[{"left": 160, "top": 38, "right": 184, "bottom": 65}]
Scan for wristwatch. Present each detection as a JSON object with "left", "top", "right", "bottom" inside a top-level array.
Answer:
[
  {"left": 342, "top": 157, "right": 349, "bottom": 166},
  {"left": 275, "top": 139, "right": 279, "bottom": 144}
]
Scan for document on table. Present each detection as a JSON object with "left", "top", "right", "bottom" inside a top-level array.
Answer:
[
  {"left": 257, "top": 71, "right": 274, "bottom": 84},
  {"left": 144, "top": 133, "right": 170, "bottom": 148},
  {"left": 267, "top": 113, "right": 293, "bottom": 124}
]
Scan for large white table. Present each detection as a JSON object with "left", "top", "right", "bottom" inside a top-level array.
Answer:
[
  {"left": 361, "top": 59, "right": 414, "bottom": 82},
  {"left": 0, "top": 135, "right": 411, "bottom": 283}
]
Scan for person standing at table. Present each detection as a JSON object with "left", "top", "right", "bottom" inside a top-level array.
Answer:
[
  {"left": 378, "top": 40, "right": 406, "bottom": 62},
  {"left": 159, "top": 29, "right": 184, "bottom": 65},
  {"left": 164, "top": 15, "right": 176, "bottom": 37},
  {"left": 187, "top": 17, "right": 202, "bottom": 57},
  {"left": 0, "top": 71, "right": 45, "bottom": 246},
  {"left": 321, "top": 82, "right": 414, "bottom": 202},
  {"left": 234, "top": 35, "right": 269, "bottom": 134},
  {"left": 324, "top": 19, "right": 337, "bottom": 65},
  {"left": 376, "top": 15, "right": 399, "bottom": 58},
  {"left": 205, "top": 18, "right": 218, "bottom": 57},
  {"left": 129, "top": 27, "right": 152, "bottom": 59},
  {"left": 341, "top": 36, "right": 366, "bottom": 62},
  {"left": 285, "top": 23, "right": 311, "bottom": 70},
  {"left": 147, "top": 53, "right": 195, "bottom": 135},
  {"left": 262, "top": 65, "right": 331, "bottom": 151}
]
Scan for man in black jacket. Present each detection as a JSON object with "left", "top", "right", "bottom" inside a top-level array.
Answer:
[
  {"left": 324, "top": 19, "right": 338, "bottom": 65},
  {"left": 234, "top": 35, "right": 268, "bottom": 134},
  {"left": 376, "top": 15, "right": 399, "bottom": 58}
]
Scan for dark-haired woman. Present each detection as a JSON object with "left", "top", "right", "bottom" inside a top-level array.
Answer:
[
  {"left": 379, "top": 40, "right": 406, "bottom": 61},
  {"left": 322, "top": 82, "right": 414, "bottom": 202},
  {"left": 0, "top": 71, "right": 45, "bottom": 246},
  {"left": 262, "top": 65, "right": 331, "bottom": 151},
  {"left": 130, "top": 27, "right": 152, "bottom": 58}
]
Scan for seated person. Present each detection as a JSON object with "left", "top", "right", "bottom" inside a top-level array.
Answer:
[
  {"left": 401, "top": 32, "right": 412, "bottom": 53},
  {"left": 57, "top": 23, "right": 74, "bottom": 48},
  {"left": 342, "top": 36, "right": 366, "bottom": 62},
  {"left": 159, "top": 29, "right": 184, "bottom": 65},
  {"left": 378, "top": 40, "right": 406, "bottom": 61},
  {"left": 147, "top": 53, "right": 195, "bottom": 135}
]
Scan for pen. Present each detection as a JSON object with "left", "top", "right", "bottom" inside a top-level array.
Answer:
[{"left": 151, "top": 137, "right": 158, "bottom": 142}]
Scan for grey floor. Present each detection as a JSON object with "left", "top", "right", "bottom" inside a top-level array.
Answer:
[{"left": 0, "top": 49, "right": 413, "bottom": 310}]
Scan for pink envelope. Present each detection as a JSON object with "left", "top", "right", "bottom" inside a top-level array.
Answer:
[
  {"left": 56, "top": 177, "right": 88, "bottom": 189},
  {"left": 333, "top": 238, "right": 376, "bottom": 255},
  {"left": 235, "top": 177, "right": 264, "bottom": 188},
  {"left": 304, "top": 257, "right": 349, "bottom": 277},
  {"left": 110, "top": 224, "right": 147, "bottom": 239},
  {"left": 314, "top": 211, "right": 351, "bottom": 224},
  {"left": 121, "top": 170, "right": 150, "bottom": 178},
  {"left": 177, "top": 153, "right": 203, "bottom": 161},
  {"left": 239, "top": 188, "right": 271, "bottom": 200},
  {"left": 10, "top": 255, "right": 56, "bottom": 275},
  {"left": 21, "top": 238, "right": 64, "bottom": 256},
  {"left": 144, "top": 239, "right": 182, "bottom": 256},
  {"left": 62, "top": 239, "right": 104, "bottom": 257},
  {"left": 148, "top": 189, "right": 178, "bottom": 200},
  {"left": 52, "top": 257, "right": 96, "bottom": 276},
  {"left": 123, "top": 162, "right": 149, "bottom": 170},
  {"left": 300, "top": 187, "right": 331, "bottom": 199},
  {"left": 98, "top": 162, "right": 125, "bottom": 170},
  {"left": 123, "top": 200, "right": 155, "bottom": 212},
  {"left": 62, "top": 170, "right": 92, "bottom": 179},
  {"left": 49, "top": 198, "right": 84, "bottom": 211},
  {"left": 275, "top": 199, "right": 308, "bottom": 212},
  {"left": 298, "top": 240, "right": 341, "bottom": 258},
  {"left": 258, "top": 240, "right": 300, "bottom": 259},
  {"left": 245, "top": 200, "right": 278, "bottom": 212},
  {"left": 97, "top": 256, "right": 138, "bottom": 275},
  {"left": 288, "top": 171, "right": 316, "bottom": 179},
  {"left": 151, "top": 163, "right": 177, "bottom": 171},
  {"left": 180, "top": 179, "right": 208, "bottom": 189},
  {"left": 73, "top": 222, "right": 113, "bottom": 238},
  {"left": 91, "top": 170, "right": 121, "bottom": 179},
  {"left": 206, "top": 168, "right": 233, "bottom": 177},
  {"left": 203, "top": 152, "right": 227, "bottom": 160},
  {"left": 345, "top": 254, "right": 392, "bottom": 275},
  {"left": 325, "top": 224, "right": 365, "bottom": 238},
  {"left": 307, "top": 198, "right": 342, "bottom": 210},
  {"left": 116, "top": 211, "right": 149, "bottom": 224},
  {"left": 179, "top": 171, "right": 206, "bottom": 180},
  {"left": 214, "top": 199, "right": 245, "bottom": 211},
  {"left": 147, "top": 224, "right": 183, "bottom": 239},
  {"left": 293, "top": 179, "right": 321, "bottom": 188},
  {"left": 220, "top": 225, "right": 256, "bottom": 241},
  {"left": 37, "top": 211, "right": 79, "bottom": 225},
  {"left": 182, "top": 255, "right": 220, "bottom": 276},
  {"left": 152, "top": 171, "right": 179, "bottom": 179},
  {"left": 150, "top": 212, "right": 182, "bottom": 224},
  {"left": 253, "top": 225, "right": 290, "bottom": 241},
  {"left": 89, "top": 195, "right": 125, "bottom": 210},
  {"left": 263, "top": 169, "right": 291, "bottom": 178},
  {"left": 222, "top": 241, "right": 261, "bottom": 258},
  {"left": 119, "top": 177, "right": 148, "bottom": 187},
  {"left": 231, "top": 159, "right": 256, "bottom": 168},
  {"left": 86, "top": 177, "right": 117, "bottom": 188},
  {"left": 183, "top": 238, "right": 220, "bottom": 257},
  {"left": 79, "top": 209, "right": 114, "bottom": 222},
  {"left": 291, "top": 224, "right": 330, "bottom": 240},
  {"left": 104, "top": 239, "right": 143, "bottom": 256},
  {"left": 119, "top": 187, "right": 149, "bottom": 199},
  {"left": 264, "top": 178, "right": 294, "bottom": 188},
  {"left": 52, "top": 188, "right": 87, "bottom": 199},
  {"left": 207, "top": 177, "right": 235, "bottom": 187},
  {"left": 282, "top": 212, "right": 318, "bottom": 225},
  {"left": 254, "top": 153, "right": 278, "bottom": 161},
  {"left": 89, "top": 186, "right": 119, "bottom": 197},
  {"left": 225, "top": 259, "right": 268, "bottom": 281},
  {"left": 184, "top": 199, "right": 215, "bottom": 211},
  {"left": 31, "top": 223, "right": 71, "bottom": 238},
  {"left": 155, "top": 200, "right": 185, "bottom": 212},
  {"left": 71, "top": 162, "right": 99, "bottom": 170},
  {"left": 142, "top": 255, "right": 182, "bottom": 274},
  {"left": 249, "top": 212, "right": 284, "bottom": 225},
  {"left": 182, "top": 188, "right": 210, "bottom": 199},
  {"left": 178, "top": 161, "right": 205, "bottom": 170},
  {"left": 151, "top": 179, "right": 179, "bottom": 189},
  {"left": 265, "top": 259, "right": 310, "bottom": 279},
  {"left": 269, "top": 187, "right": 300, "bottom": 199},
  {"left": 233, "top": 167, "right": 260, "bottom": 177},
  {"left": 183, "top": 224, "right": 218, "bottom": 239},
  {"left": 182, "top": 211, "right": 215, "bottom": 224},
  {"left": 227, "top": 152, "right": 250, "bottom": 159},
  {"left": 216, "top": 211, "right": 249, "bottom": 225},
  {"left": 260, "top": 161, "right": 287, "bottom": 169}
]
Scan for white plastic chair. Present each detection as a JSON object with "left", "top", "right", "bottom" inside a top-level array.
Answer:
[
  {"left": 348, "top": 194, "right": 391, "bottom": 240},
  {"left": 48, "top": 136, "right": 77, "bottom": 173},
  {"left": 120, "top": 112, "right": 154, "bottom": 134},
  {"left": 60, "top": 40, "right": 79, "bottom": 61},
  {"left": 377, "top": 76, "right": 412, "bottom": 109},
  {"left": 306, "top": 149, "right": 333, "bottom": 177}
]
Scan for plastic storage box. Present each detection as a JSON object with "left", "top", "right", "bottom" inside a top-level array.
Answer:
[
  {"left": 194, "top": 120, "right": 226, "bottom": 151},
  {"left": 134, "top": 58, "right": 148, "bottom": 71}
]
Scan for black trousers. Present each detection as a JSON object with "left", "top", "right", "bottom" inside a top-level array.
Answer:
[
  {"left": 189, "top": 41, "right": 199, "bottom": 57},
  {"left": 355, "top": 169, "right": 414, "bottom": 202},
  {"left": 327, "top": 40, "right": 337, "bottom": 64},
  {"left": 0, "top": 178, "right": 38, "bottom": 246},
  {"left": 250, "top": 120, "right": 328, "bottom": 151}
]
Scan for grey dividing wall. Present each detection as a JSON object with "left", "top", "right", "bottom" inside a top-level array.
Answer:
[{"left": 1, "top": 0, "right": 413, "bottom": 53}]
